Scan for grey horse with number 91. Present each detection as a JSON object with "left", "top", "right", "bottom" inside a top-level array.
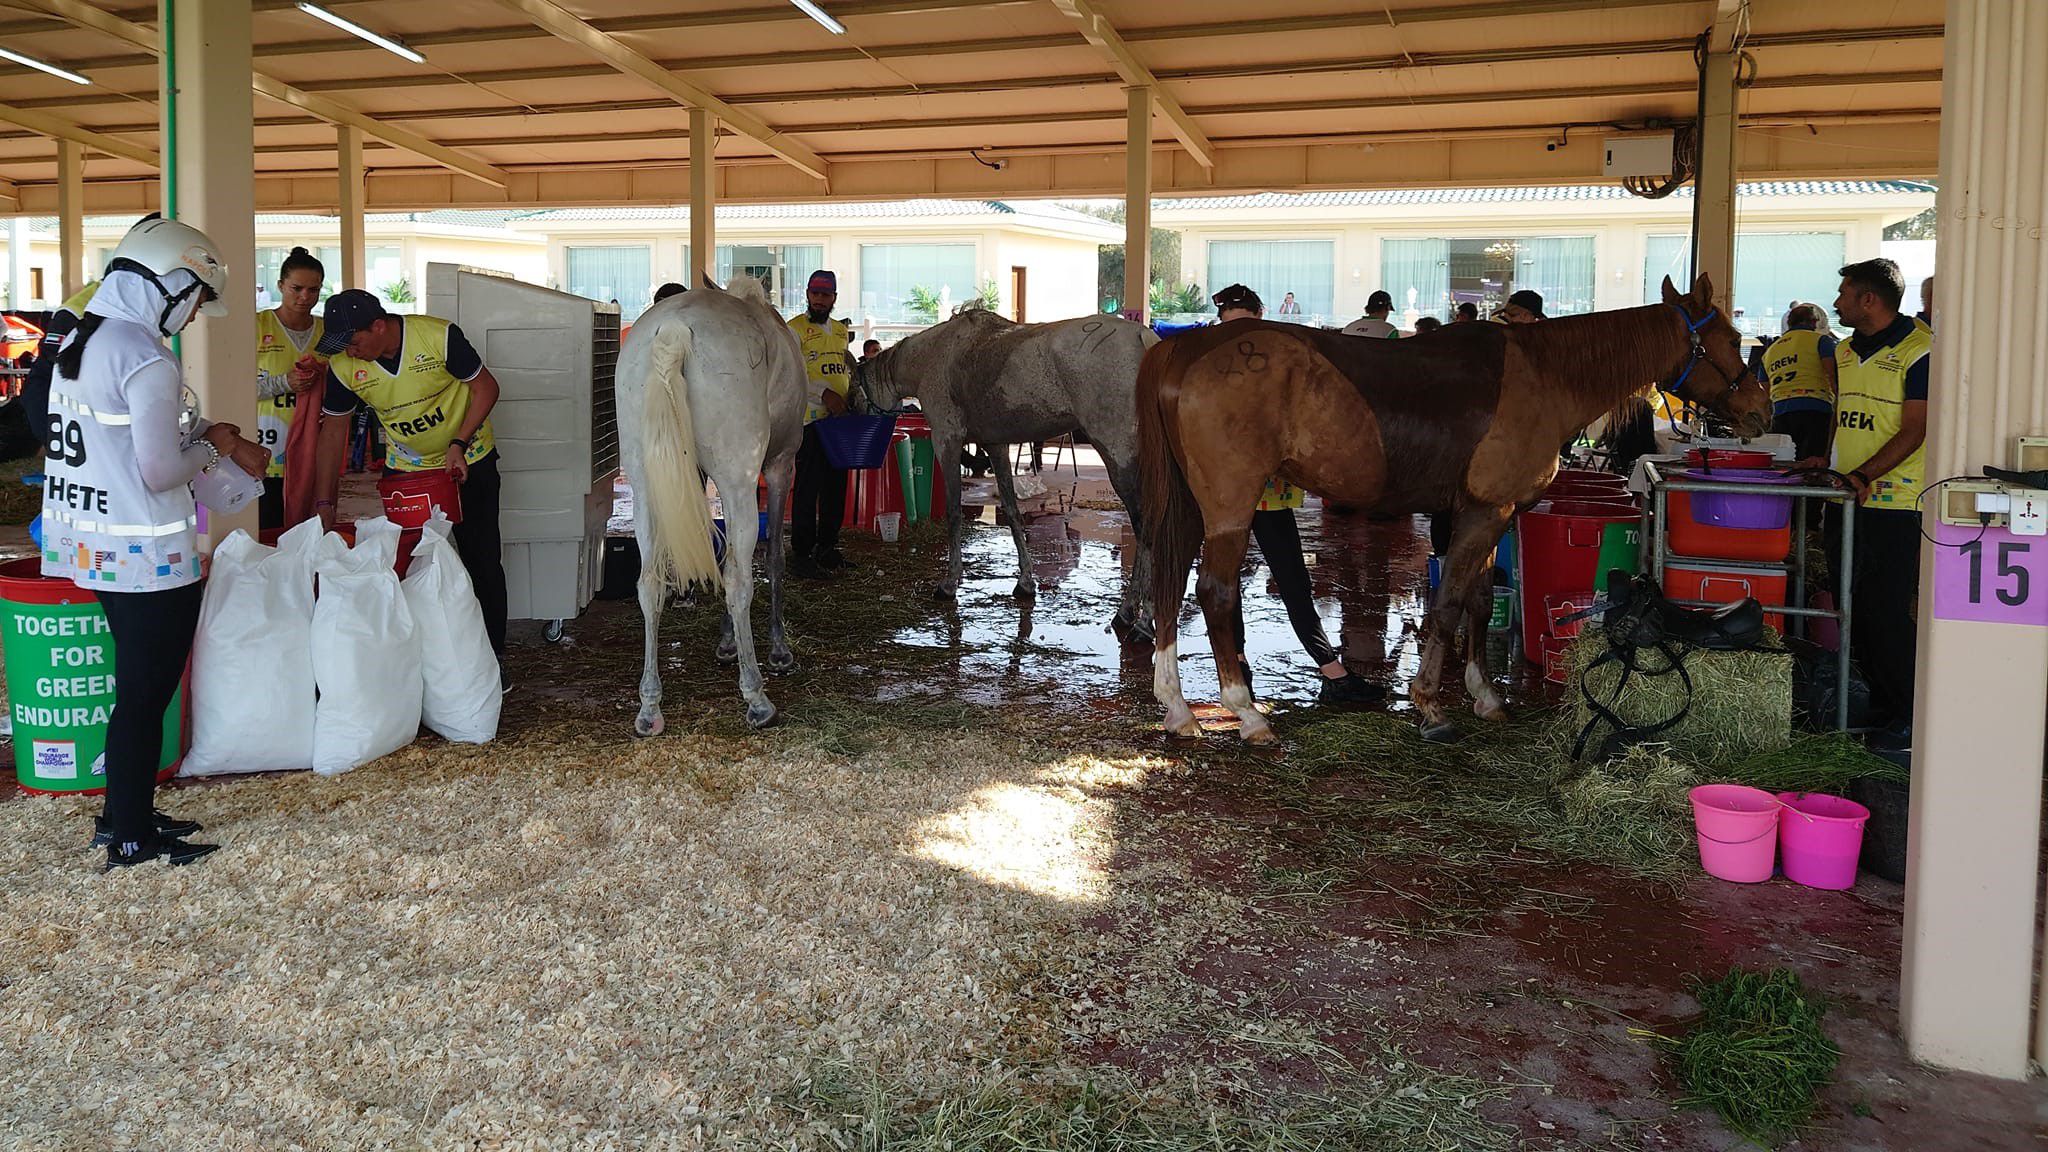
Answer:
[{"left": 862, "top": 307, "right": 1161, "bottom": 639}]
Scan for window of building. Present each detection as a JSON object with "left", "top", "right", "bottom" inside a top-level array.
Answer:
[
  {"left": 858, "top": 243, "right": 976, "bottom": 323},
  {"left": 567, "top": 245, "right": 653, "bottom": 319},
  {"left": 365, "top": 246, "right": 409, "bottom": 311},
  {"left": 1643, "top": 232, "right": 1847, "bottom": 338},
  {"left": 1205, "top": 240, "right": 1335, "bottom": 321},
  {"left": 1381, "top": 236, "right": 1596, "bottom": 324},
  {"left": 683, "top": 243, "right": 826, "bottom": 314}
]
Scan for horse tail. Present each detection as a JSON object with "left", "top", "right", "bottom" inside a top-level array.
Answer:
[
  {"left": 1137, "top": 337, "right": 1202, "bottom": 625},
  {"left": 637, "top": 316, "right": 724, "bottom": 594}
]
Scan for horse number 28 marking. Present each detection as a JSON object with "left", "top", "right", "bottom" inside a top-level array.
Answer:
[{"left": 1960, "top": 538, "right": 2031, "bottom": 607}]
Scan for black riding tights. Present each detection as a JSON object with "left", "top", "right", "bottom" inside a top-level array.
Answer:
[
  {"left": 1233, "top": 508, "right": 1340, "bottom": 669},
  {"left": 97, "top": 581, "right": 204, "bottom": 847}
]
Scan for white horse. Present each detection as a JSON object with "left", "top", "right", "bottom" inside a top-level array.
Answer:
[
  {"left": 864, "top": 308, "right": 1161, "bottom": 638},
  {"left": 618, "top": 277, "right": 803, "bottom": 732}
]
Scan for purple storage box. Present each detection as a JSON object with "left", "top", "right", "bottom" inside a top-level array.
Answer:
[{"left": 1679, "top": 467, "right": 1801, "bottom": 531}]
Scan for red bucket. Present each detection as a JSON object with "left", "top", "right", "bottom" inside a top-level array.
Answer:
[
  {"left": 1685, "top": 448, "right": 1775, "bottom": 470},
  {"left": 378, "top": 470, "right": 463, "bottom": 529},
  {"left": 1518, "top": 501, "right": 1639, "bottom": 665}
]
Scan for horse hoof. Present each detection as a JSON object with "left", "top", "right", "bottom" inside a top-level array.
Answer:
[
  {"left": 1240, "top": 724, "right": 1281, "bottom": 747},
  {"left": 1013, "top": 581, "right": 1035, "bottom": 600},
  {"left": 768, "top": 650, "right": 797, "bottom": 675},
  {"left": 745, "top": 701, "right": 777, "bottom": 729},
  {"left": 1418, "top": 719, "right": 1462, "bottom": 744},
  {"left": 1163, "top": 709, "right": 1201, "bottom": 738},
  {"left": 1473, "top": 700, "right": 1511, "bottom": 722},
  {"left": 716, "top": 644, "right": 739, "bottom": 665},
  {"left": 635, "top": 713, "right": 665, "bottom": 738}
]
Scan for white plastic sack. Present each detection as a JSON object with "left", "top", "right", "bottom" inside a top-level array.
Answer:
[
  {"left": 402, "top": 510, "right": 500, "bottom": 744},
  {"left": 311, "top": 517, "right": 422, "bottom": 775},
  {"left": 180, "top": 519, "right": 320, "bottom": 776}
]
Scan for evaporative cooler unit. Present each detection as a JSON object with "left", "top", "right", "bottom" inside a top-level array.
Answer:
[{"left": 425, "top": 263, "right": 621, "bottom": 638}]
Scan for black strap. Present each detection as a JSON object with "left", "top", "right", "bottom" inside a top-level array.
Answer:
[{"left": 1571, "top": 633, "right": 1697, "bottom": 762}]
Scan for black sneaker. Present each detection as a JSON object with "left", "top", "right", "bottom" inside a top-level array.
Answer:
[
  {"left": 789, "top": 558, "right": 833, "bottom": 581},
  {"left": 91, "top": 810, "right": 201, "bottom": 848},
  {"left": 105, "top": 834, "right": 219, "bottom": 870},
  {"left": 817, "top": 550, "right": 859, "bottom": 572},
  {"left": 1317, "top": 672, "right": 1387, "bottom": 706}
]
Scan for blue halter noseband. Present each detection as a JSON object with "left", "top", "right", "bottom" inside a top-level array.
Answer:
[{"left": 1663, "top": 302, "right": 1742, "bottom": 401}]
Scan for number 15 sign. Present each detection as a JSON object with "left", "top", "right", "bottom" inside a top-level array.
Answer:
[{"left": 1932, "top": 521, "right": 2048, "bottom": 627}]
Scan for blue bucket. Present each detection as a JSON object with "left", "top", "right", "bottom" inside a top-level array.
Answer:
[
  {"left": 710, "top": 513, "right": 774, "bottom": 564},
  {"left": 816, "top": 413, "right": 898, "bottom": 470}
]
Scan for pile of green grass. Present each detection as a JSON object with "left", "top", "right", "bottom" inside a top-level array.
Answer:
[{"left": 1646, "top": 968, "right": 1840, "bottom": 1144}]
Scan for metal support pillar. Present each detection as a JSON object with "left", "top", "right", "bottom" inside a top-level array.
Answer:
[
  {"left": 690, "top": 108, "right": 716, "bottom": 290},
  {"left": 338, "top": 124, "right": 365, "bottom": 290},
  {"left": 1123, "top": 86, "right": 1152, "bottom": 323},
  {"left": 57, "top": 139, "right": 83, "bottom": 298},
  {"left": 1899, "top": 0, "right": 2048, "bottom": 1080},
  {"left": 164, "top": 0, "right": 258, "bottom": 540}
]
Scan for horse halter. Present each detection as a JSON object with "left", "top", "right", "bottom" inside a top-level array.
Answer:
[{"left": 1662, "top": 302, "right": 1743, "bottom": 405}]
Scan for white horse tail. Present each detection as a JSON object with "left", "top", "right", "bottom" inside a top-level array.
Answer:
[{"left": 638, "top": 317, "right": 724, "bottom": 594}]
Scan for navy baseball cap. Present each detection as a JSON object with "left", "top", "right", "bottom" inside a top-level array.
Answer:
[{"left": 315, "top": 289, "right": 388, "bottom": 356}]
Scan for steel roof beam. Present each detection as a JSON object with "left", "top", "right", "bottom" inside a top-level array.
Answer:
[
  {"left": 482, "top": 0, "right": 828, "bottom": 181},
  {"left": 1048, "top": 0, "right": 1213, "bottom": 167},
  {"left": 0, "top": 99, "right": 157, "bottom": 165},
  {"left": 14, "top": 0, "right": 509, "bottom": 188}
]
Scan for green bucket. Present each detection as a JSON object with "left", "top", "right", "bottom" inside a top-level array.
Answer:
[
  {"left": 0, "top": 559, "right": 183, "bottom": 794},
  {"left": 896, "top": 437, "right": 936, "bottom": 524},
  {"left": 1594, "top": 521, "right": 1641, "bottom": 593}
]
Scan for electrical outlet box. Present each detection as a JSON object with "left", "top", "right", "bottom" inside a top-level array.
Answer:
[
  {"left": 1603, "top": 133, "right": 1675, "bottom": 178},
  {"left": 2012, "top": 488, "right": 2048, "bottom": 536},
  {"left": 2017, "top": 436, "right": 2048, "bottom": 474},
  {"left": 1939, "top": 479, "right": 2008, "bottom": 527}
]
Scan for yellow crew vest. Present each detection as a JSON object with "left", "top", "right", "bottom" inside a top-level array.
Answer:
[
  {"left": 1256, "top": 478, "right": 1304, "bottom": 512},
  {"left": 328, "top": 315, "right": 494, "bottom": 473},
  {"left": 59, "top": 282, "right": 98, "bottom": 318},
  {"left": 254, "top": 309, "right": 323, "bottom": 478},
  {"left": 788, "top": 314, "right": 854, "bottom": 424},
  {"left": 1832, "top": 323, "right": 1932, "bottom": 510},
  {"left": 1763, "top": 329, "right": 1834, "bottom": 408}
]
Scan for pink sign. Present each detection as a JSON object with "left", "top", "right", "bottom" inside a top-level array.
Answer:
[{"left": 1931, "top": 520, "right": 2048, "bottom": 627}]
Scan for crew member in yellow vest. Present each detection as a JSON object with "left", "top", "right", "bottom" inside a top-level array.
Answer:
[
  {"left": 253, "top": 246, "right": 325, "bottom": 531},
  {"left": 1763, "top": 302, "right": 1837, "bottom": 461},
  {"left": 1212, "top": 283, "right": 1382, "bottom": 705},
  {"left": 1828, "top": 258, "right": 1930, "bottom": 747},
  {"left": 312, "top": 289, "right": 509, "bottom": 670},
  {"left": 786, "top": 269, "right": 857, "bottom": 580}
]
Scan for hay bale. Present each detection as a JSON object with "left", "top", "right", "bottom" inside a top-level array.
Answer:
[{"left": 1564, "top": 623, "right": 1793, "bottom": 766}]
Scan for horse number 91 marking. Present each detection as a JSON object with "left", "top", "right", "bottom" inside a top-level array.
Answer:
[{"left": 1079, "top": 320, "right": 1113, "bottom": 355}]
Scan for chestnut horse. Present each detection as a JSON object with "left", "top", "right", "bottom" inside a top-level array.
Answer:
[{"left": 1137, "top": 274, "right": 1770, "bottom": 744}]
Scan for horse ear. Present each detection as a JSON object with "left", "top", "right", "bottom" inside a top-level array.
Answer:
[
  {"left": 1660, "top": 275, "right": 1682, "bottom": 306},
  {"left": 1691, "top": 272, "right": 1715, "bottom": 305}
]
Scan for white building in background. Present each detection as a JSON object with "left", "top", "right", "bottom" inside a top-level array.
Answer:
[
  {"left": 508, "top": 200, "right": 1119, "bottom": 333},
  {"left": 1148, "top": 181, "right": 1937, "bottom": 337},
  {"left": 0, "top": 211, "right": 546, "bottom": 313}
]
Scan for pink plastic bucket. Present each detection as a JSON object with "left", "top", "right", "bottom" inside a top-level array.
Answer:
[
  {"left": 1775, "top": 791, "right": 1870, "bottom": 890},
  {"left": 1690, "top": 784, "right": 1781, "bottom": 883}
]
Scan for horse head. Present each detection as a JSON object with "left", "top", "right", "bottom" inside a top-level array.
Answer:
[{"left": 1660, "top": 273, "right": 1771, "bottom": 439}]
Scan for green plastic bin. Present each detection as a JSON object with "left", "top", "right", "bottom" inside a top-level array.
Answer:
[
  {"left": 897, "top": 437, "right": 936, "bottom": 524},
  {"left": 1594, "top": 521, "right": 1641, "bottom": 593},
  {"left": 0, "top": 558, "right": 183, "bottom": 794}
]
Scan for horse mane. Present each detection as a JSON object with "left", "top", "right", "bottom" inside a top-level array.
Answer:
[
  {"left": 725, "top": 274, "right": 770, "bottom": 306},
  {"left": 1505, "top": 305, "right": 1679, "bottom": 420}
]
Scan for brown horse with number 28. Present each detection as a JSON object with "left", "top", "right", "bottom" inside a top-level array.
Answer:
[{"left": 1137, "top": 274, "right": 1771, "bottom": 744}]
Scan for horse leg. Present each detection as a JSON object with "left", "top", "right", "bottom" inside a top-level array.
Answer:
[
  {"left": 933, "top": 428, "right": 969, "bottom": 600},
  {"left": 712, "top": 469, "right": 774, "bottom": 728},
  {"left": 1413, "top": 505, "right": 1504, "bottom": 741},
  {"left": 1101, "top": 450, "right": 1155, "bottom": 643},
  {"left": 762, "top": 451, "right": 797, "bottom": 673},
  {"left": 1459, "top": 507, "right": 1514, "bottom": 721},
  {"left": 633, "top": 512, "right": 668, "bottom": 737},
  {"left": 988, "top": 444, "right": 1034, "bottom": 599},
  {"left": 714, "top": 472, "right": 754, "bottom": 666},
  {"left": 1153, "top": 547, "right": 1199, "bottom": 738},
  {"left": 1195, "top": 523, "right": 1276, "bottom": 745}
]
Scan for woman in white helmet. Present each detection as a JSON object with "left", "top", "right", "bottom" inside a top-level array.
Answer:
[{"left": 42, "top": 217, "right": 268, "bottom": 870}]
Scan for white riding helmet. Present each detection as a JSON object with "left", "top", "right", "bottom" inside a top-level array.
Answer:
[{"left": 106, "top": 216, "right": 229, "bottom": 320}]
